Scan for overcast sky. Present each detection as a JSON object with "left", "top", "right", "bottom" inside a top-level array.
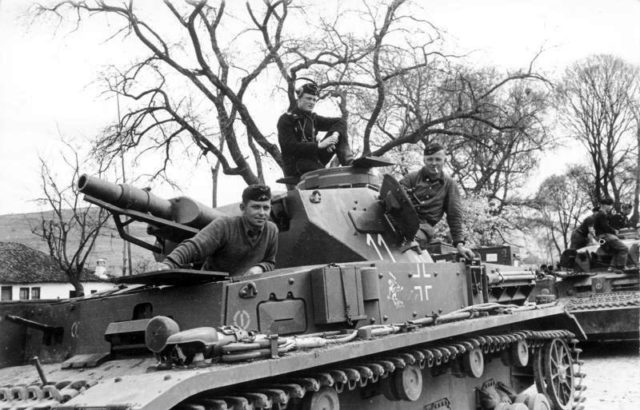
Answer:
[{"left": 1, "top": 0, "right": 639, "bottom": 215}]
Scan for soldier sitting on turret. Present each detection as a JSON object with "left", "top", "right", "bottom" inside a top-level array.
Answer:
[
  {"left": 277, "top": 80, "right": 354, "bottom": 180},
  {"left": 158, "top": 185, "right": 278, "bottom": 277},
  {"left": 400, "top": 142, "right": 476, "bottom": 260},
  {"left": 609, "top": 202, "right": 633, "bottom": 230}
]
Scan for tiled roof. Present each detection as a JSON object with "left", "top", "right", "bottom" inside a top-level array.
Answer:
[{"left": 0, "top": 242, "right": 110, "bottom": 284}]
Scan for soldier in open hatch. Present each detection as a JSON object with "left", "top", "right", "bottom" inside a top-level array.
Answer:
[
  {"left": 277, "top": 81, "right": 354, "bottom": 179},
  {"left": 400, "top": 142, "right": 476, "bottom": 260},
  {"left": 158, "top": 184, "right": 278, "bottom": 277}
]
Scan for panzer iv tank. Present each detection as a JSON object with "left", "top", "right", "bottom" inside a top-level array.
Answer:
[{"left": 0, "top": 164, "right": 586, "bottom": 410}]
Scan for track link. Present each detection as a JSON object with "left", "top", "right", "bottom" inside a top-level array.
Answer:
[{"left": 567, "top": 291, "right": 640, "bottom": 311}]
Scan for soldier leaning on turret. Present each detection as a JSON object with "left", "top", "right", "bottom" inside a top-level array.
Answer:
[
  {"left": 400, "top": 142, "right": 476, "bottom": 260},
  {"left": 569, "top": 206, "right": 599, "bottom": 249},
  {"left": 277, "top": 81, "right": 354, "bottom": 179},
  {"left": 157, "top": 185, "right": 278, "bottom": 277}
]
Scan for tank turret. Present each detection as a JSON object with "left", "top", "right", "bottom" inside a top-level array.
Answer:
[{"left": 0, "top": 166, "right": 587, "bottom": 410}]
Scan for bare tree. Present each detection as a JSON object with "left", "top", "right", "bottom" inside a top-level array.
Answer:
[
  {"left": 629, "top": 101, "right": 640, "bottom": 226},
  {"left": 444, "top": 67, "right": 553, "bottom": 206},
  {"left": 31, "top": 143, "right": 111, "bottom": 296},
  {"left": 35, "top": 1, "right": 552, "bottom": 205},
  {"left": 556, "top": 54, "right": 639, "bottom": 206},
  {"left": 353, "top": 61, "right": 553, "bottom": 210},
  {"left": 527, "top": 166, "right": 593, "bottom": 255}
]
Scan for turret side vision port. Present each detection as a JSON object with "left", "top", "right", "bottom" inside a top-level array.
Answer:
[{"left": 5, "top": 315, "right": 63, "bottom": 345}]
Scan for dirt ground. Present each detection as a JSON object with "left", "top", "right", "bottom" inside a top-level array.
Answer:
[{"left": 580, "top": 341, "right": 639, "bottom": 410}]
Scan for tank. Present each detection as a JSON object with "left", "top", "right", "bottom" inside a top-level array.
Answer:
[
  {"left": 532, "top": 229, "right": 640, "bottom": 342},
  {"left": 0, "top": 165, "right": 587, "bottom": 410}
]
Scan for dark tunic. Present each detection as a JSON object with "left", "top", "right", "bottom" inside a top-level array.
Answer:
[
  {"left": 277, "top": 107, "right": 348, "bottom": 177},
  {"left": 593, "top": 211, "right": 616, "bottom": 236},
  {"left": 164, "top": 216, "right": 278, "bottom": 277},
  {"left": 399, "top": 168, "right": 465, "bottom": 245},
  {"left": 569, "top": 214, "right": 596, "bottom": 249},
  {"left": 574, "top": 214, "right": 596, "bottom": 236}
]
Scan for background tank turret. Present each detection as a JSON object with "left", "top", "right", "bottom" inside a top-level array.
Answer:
[{"left": 0, "top": 165, "right": 587, "bottom": 410}]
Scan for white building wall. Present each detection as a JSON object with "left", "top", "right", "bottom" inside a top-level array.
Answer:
[{"left": 1, "top": 281, "right": 116, "bottom": 300}]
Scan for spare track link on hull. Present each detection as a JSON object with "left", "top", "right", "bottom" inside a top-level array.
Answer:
[
  {"left": 567, "top": 291, "right": 640, "bottom": 311},
  {"left": 169, "top": 330, "right": 585, "bottom": 410}
]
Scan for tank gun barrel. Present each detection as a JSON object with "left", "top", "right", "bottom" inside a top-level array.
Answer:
[{"left": 78, "top": 174, "right": 225, "bottom": 228}]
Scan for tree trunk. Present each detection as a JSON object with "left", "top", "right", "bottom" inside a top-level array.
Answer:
[
  {"left": 632, "top": 125, "right": 640, "bottom": 226},
  {"left": 69, "top": 274, "right": 85, "bottom": 297}
]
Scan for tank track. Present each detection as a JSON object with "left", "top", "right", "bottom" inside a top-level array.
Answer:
[
  {"left": 0, "top": 330, "right": 584, "bottom": 410},
  {"left": 566, "top": 291, "right": 640, "bottom": 311},
  {"left": 171, "top": 329, "right": 585, "bottom": 410}
]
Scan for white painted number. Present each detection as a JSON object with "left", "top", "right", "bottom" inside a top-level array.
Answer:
[{"left": 366, "top": 234, "right": 396, "bottom": 262}]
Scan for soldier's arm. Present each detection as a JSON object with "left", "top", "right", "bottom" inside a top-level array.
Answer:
[
  {"left": 277, "top": 114, "right": 320, "bottom": 157},
  {"left": 444, "top": 180, "right": 465, "bottom": 247},
  {"left": 315, "top": 115, "right": 347, "bottom": 136},
  {"left": 163, "top": 219, "right": 224, "bottom": 268}
]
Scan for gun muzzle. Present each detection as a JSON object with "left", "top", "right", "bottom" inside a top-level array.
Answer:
[{"left": 78, "top": 174, "right": 173, "bottom": 219}]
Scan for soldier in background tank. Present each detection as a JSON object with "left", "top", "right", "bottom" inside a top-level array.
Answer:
[
  {"left": 157, "top": 184, "right": 278, "bottom": 277},
  {"left": 569, "top": 206, "right": 598, "bottom": 250},
  {"left": 609, "top": 203, "right": 633, "bottom": 230},
  {"left": 401, "top": 142, "right": 476, "bottom": 260},
  {"left": 277, "top": 80, "right": 354, "bottom": 179},
  {"left": 594, "top": 198, "right": 630, "bottom": 272}
]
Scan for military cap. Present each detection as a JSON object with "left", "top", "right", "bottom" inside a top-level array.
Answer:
[
  {"left": 599, "top": 197, "right": 614, "bottom": 206},
  {"left": 295, "top": 82, "right": 319, "bottom": 97},
  {"left": 242, "top": 184, "right": 271, "bottom": 203},
  {"left": 423, "top": 142, "right": 445, "bottom": 156}
]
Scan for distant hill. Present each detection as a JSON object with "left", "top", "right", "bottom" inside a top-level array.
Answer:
[
  {"left": 0, "top": 242, "right": 108, "bottom": 283},
  {"left": 0, "top": 209, "right": 155, "bottom": 276}
]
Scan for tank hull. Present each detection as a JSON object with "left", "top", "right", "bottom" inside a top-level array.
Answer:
[
  {"left": 0, "top": 305, "right": 582, "bottom": 410},
  {"left": 568, "top": 292, "right": 640, "bottom": 341}
]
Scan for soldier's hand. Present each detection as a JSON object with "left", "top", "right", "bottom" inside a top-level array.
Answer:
[
  {"left": 244, "top": 266, "right": 264, "bottom": 276},
  {"left": 318, "top": 133, "right": 339, "bottom": 149},
  {"left": 148, "top": 262, "right": 171, "bottom": 272},
  {"left": 456, "top": 244, "right": 476, "bottom": 261}
]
